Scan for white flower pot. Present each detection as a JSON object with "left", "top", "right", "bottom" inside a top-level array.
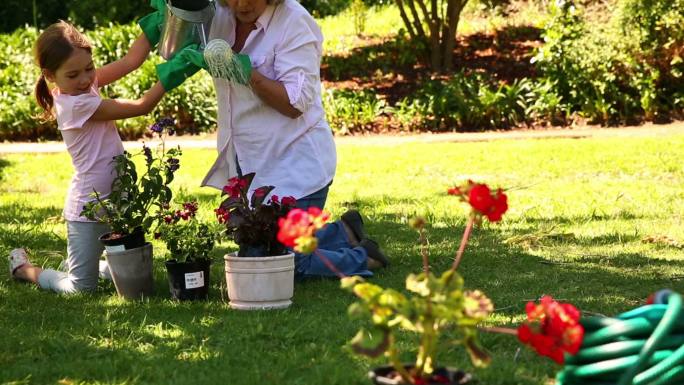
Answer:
[{"left": 224, "top": 252, "right": 295, "bottom": 310}]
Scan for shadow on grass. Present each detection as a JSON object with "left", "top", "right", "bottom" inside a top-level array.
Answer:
[
  {"left": 2, "top": 192, "right": 680, "bottom": 385},
  {"left": 0, "top": 203, "right": 64, "bottom": 252}
]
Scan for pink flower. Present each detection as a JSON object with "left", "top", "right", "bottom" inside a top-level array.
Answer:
[{"left": 517, "top": 296, "right": 584, "bottom": 364}]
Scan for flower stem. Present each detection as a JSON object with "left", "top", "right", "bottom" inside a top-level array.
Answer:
[
  {"left": 479, "top": 326, "right": 518, "bottom": 335},
  {"left": 388, "top": 336, "right": 414, "bottom": 384},
  {"left": 313, "top": 249, "right": 346, "bottom": 279},
  {"left": 450, "top": 215, "right": 474, "bottom": 272},
  {"left": 419, "top": 226, "right": 429, "bottom": 275}
]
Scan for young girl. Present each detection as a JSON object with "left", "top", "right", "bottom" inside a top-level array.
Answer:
[{"left": 8, "top": 20, "right": 173, "bottom": 294}]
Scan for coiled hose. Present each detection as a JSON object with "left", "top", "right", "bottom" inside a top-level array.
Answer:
[{"left": 556, "top": 290, "right": 684, "bottom": 385}]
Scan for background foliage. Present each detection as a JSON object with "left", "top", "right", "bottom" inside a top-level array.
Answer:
[{"left": 0, "top": 0, "right": 682, "bottom": 140}]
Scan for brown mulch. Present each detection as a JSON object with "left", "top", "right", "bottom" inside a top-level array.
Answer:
[{"left": 321, "top": 25, "right": 543, "bottom": 106}]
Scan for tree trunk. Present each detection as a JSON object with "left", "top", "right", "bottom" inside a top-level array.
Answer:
[{"left": 442, "top": 0, "right": 466, "bottom": 71}]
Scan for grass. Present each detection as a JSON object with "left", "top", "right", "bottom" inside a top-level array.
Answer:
[{"left": 1, "top": 133, "right": 684, "bottom": 384}]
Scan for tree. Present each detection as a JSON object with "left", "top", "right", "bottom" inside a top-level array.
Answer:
[{"left": 395, "top": 0, "right": 470, "bottom": 72}]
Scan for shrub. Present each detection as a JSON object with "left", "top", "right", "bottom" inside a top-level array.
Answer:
[
  {"left": 0, "top": 23, "right": 216, "bottom": 141},
  {"left": 394, "top": 72, "right": 532, "bottom": 131},
  {"left": 532, "top": 0, "right": 684, "bottom": 123},
  {"left": 323, "top": 88, "right": 388, "bottom": 134}
]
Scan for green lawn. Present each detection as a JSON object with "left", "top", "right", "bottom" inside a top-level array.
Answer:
[{"left": 1, "top": 134, "right": 684, "bottom": 385}]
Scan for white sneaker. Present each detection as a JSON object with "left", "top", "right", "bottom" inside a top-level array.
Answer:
[{"left": 9, "top": 248, "right": 30, "bottom": 277}]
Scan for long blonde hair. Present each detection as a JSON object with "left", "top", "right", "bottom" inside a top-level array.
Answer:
[{"left": 34, "top": 20, "right": 92, "bottom": 120}]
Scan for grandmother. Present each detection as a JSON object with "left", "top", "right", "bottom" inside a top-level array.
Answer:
[{"left": 160, "top": 0, "right": 389, "bottom": 276}]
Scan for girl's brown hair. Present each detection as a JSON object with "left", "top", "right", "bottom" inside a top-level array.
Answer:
[{"left": 34, "top": 20, "right": 92, "bottom": 120}]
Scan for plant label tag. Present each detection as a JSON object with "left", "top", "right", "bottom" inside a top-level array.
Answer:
[
  {"left": 105, "top": 245, "right": 126, "bottom": 253},
  {"left": 185, "top": 271, "right": 204, "bottom": 289}
]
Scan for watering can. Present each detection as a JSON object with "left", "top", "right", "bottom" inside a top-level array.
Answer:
[{"left": 158, "top": 0, "right": 215, "bottom": 60}]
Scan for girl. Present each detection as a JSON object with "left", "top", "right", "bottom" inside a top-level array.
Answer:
[{"left": 8, "top": 20, "right": 172, "bottom": 293}]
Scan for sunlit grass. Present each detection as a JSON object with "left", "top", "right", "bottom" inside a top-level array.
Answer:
[{"left": 1, "top": 133, "right": 683, "bottom": 384}]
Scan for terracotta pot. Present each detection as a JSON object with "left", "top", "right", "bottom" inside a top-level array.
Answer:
[{"left": 224, "top": 252, "right": 294, "bottom": 310}]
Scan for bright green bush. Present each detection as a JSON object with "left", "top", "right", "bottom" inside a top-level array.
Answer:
[
  {"left": 0, "top": 23, "right": 216, "bottom": 142},
  {"left": 323, "top": 88, "right": 388, "bottom": 134},
  {"left": 394, "top": 72, "right": 533, "bottom": 131},
  {"left": 532, "top": 0, "right": 684, "bottom": 123}
]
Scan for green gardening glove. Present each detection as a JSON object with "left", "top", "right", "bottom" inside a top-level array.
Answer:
[
  {"left": 138, "top": 0, "right": 167, "bottom": 47},
  {"left": 156, "top": 44, "right": 207, "bottom": 91},
  {"left": 231, "top": 53, "right": 252, "bottom": 85}
]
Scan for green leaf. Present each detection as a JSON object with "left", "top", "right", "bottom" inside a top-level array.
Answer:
[{"left": 349, "top": 327, "right": 390, "bottom": 358}]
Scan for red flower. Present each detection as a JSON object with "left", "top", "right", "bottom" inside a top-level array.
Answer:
[
  {"left": 182, "top": 202, "right": 198, "bottom": 216},
  {"left": 277, "top": 207, "right": 330, "bottom": 253},
  {"left": 449, "top": 181, "right": 508, "bottom": 222},
  {"left": 517, "top": 296, "right": 584, "bottom": 364},
  {"left": 447, "top": 186, "right": 462, "bottom": 196},
  {"left": 214, "top": 207, "right": 230, "bottom": 224},
  {"left": 281, "top": 196, "right": 296, "bottom": 207},
  {"left": 468, "top": 184, "right": 495, "bottom": 214},
  {"left": 222, "top": 176, "right": 248, "bottom": 198},
  {"left": 485, "top": 189, "right": 508, "bottom": 222},
  {"left": 270, "top": 195, "right": 279, "bottom": 204}
]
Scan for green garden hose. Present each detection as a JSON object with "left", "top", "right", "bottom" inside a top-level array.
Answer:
[{"left": 556, "top": 291, "right": 684, "bottom": 385}]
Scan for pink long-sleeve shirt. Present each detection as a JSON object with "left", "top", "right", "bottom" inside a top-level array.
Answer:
[{"left": 52, "top": 82, "right": 124, "bottom": 222}]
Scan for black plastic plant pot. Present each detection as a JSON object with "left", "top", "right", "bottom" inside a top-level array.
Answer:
[
  {"left": 165, "top": 258, "right": 211, "bottom": 301},
  {"left": 99, "top": 226, "right": 146, "bottom": 251},
  {"left": 369, "top": 365, "right": 473, "bottom": 385},
  {"left": 170, "top": 0, "right": 211, "bottom": 11}
]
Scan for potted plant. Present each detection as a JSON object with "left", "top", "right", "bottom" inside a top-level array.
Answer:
[
  {"left": 155, "top": 201, "right": 217, "bottom": 301},
  {"left": 215, "top": 172, "right": 298, "bottom": 310},
  {"left": 80, "top": 117, "right": 181, "bottom": 299},
  {"left": 338, "top": 181, "right": 509, "bottom": 384}
]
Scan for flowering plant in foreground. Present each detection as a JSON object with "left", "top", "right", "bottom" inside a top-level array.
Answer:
[
  {"left": 81, "top": 117, "right": 181, "bottom": 238},
  {"left": 331, "top": 181, "right": 513, "bottom": 384},
  {"left": 517, "top": 296, "right": 584, "bottom": 364},
  {"left": 154, "top": 201, "right": 218, "bottom": 262},
  {"left": 216, "top": 172, "right": 297, "bottom": 257}
]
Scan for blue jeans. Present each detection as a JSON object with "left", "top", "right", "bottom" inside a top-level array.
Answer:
[{"left": 294, "top": 184, "right": 372, "bottom": 278}]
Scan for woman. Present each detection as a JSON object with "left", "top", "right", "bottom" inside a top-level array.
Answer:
[{"left": 200, "top": 0, "right": 389, "bottom": 276}]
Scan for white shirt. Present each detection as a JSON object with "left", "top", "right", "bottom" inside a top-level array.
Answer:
[
  {"left": 202, "top": 0, "right": 337, "bottom": 200},
  {"left": 52, "top": 81, "right": 124, "bottom": 222}
]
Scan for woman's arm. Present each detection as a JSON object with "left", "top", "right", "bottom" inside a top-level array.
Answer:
[
  {"left": 96, "top": 34, "right": 152, "bottom": 88},
  {"left": 90, "top": 81, "right": 165, "bottom": 121},
  {"left": 250, "top": 71, "right": 302, "bottom": 119}
]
